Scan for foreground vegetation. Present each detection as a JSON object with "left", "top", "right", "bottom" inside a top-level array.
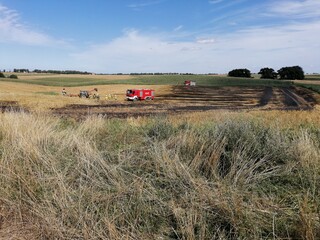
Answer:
[{"left": 0, "top": 110, "right": 319, "bottom": 239}]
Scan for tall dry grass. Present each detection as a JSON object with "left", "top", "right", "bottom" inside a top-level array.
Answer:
[{"left": 0, "top": 110, "right": 319, "bottom": 239}]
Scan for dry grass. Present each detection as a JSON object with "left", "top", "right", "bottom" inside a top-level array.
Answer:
[
  {"left": 0, "top": 110, "right": 319, "bottom": 239},
  {"left": 165, "top": 106, "right": 320, "bottom": 130},
  {"left": 0, "top": 81, "right": 170, "bottom": 111},
  {"left": 294, "top": 80, "right": 320, "bottom": 85}
]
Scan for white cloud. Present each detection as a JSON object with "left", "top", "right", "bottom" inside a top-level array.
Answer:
[
  {"left": 196, "top": 38, "right": 215, "bottom": 44},
  {"left": 209, "top": 0, "right": 224, "bottom": 4},
  {"left": 72, "top": 21, "right": 320, "bottom": 73},
  {"left": 269, "top": 0, "right": 320, "bottom": 18},
  {"left": 0, "top": 4, "right": 65, "bottom": 46},
  {"left": 173, "top": 25, "right": 183, "bottom": 32},
  {"left": 127, "top": 0, "right": 165, "bottom": 10}
]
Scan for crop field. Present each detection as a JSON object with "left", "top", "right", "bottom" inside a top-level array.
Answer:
[
  {"left": 0, "top": 73, "right": 320, "bottom": 239},
  {"left": 2, "top": 72, "right": 293, "bottom": 87}
]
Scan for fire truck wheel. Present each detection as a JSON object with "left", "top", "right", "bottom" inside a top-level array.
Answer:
[
  {"left": 145, "top": 97, "right": 152, "bottom": 101},
  {"left": 133, "top": 97, "right": 138, "bottom": 101}
]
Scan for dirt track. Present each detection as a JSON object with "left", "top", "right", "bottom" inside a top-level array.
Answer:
[{"left": 49, "top": 86, "right": 317, "bottom": 119}]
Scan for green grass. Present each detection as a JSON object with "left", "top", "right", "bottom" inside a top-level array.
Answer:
[
  {"left": 0, "top": 74, "right": 294, "bottom": 87},
  {"left": 0, "top": 77, "right": 109, "bottom": 87},
  {"left": 122, "top": 75, "right": 294, "bottom": 87},
  {"left": 296, "top": 83, "right": 320, "bottom": 93},
  {"left": 35, "top": 91, "right": 59, "bottom": 96}
]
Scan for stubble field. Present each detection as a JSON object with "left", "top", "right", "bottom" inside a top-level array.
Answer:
[{"left": 0, "top": 73, "right": 319, "bottom": 117}]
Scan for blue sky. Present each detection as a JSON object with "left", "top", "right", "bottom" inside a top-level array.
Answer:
[{"left": 0, "top": 0, "right": 319, "bottom": 73}]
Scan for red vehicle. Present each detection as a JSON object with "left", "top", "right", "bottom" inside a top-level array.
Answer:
[
  {"left": 126, "top": 89, "right": 155, "bottom": 101},
  {"left": 184, "top": 80, "right": 196, "bottom": 86}
]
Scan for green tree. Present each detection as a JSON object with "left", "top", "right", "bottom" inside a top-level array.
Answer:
[
  {"left": 278, "top": 66, "right": 305, "bottom": 80},
  {"left": 0, "top": 72, "right": 5, "bottom": 78},
  {"left": 228, "top": 68, "right": 251, "bottom": 78},
  {"left": 259, "top": 67, "right": 277, "bottom": 79},
  {"left": 9, "top": 74, "right": 18, "bottom": 79}
]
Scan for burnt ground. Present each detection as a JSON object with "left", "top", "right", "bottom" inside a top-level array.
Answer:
[
  {"left": 48, "top": 86, "right": 317, "bottom": 120},
  {"left": 0, "top": 86, "right": 317, "bottom": 119},
  {"left": 0, "top": 101, "right": 23, "bottom": 113}
]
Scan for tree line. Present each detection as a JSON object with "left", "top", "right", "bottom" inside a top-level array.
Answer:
[
  {"left": 228, "top": 66, "right": 305, "bottom": 80},
  {"left": 1, "top": 66, "right": 306, "bottom": 79},
  {"left": 10, "top": 69, "right": 92, "bottom": 75},
  {"left": 3, "top": 69, "right": 92, "bottom": 74}
]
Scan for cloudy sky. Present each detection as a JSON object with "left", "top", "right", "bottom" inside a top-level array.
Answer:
[{"left": 0, "top": 0, "right": 319, "bottom": 73}]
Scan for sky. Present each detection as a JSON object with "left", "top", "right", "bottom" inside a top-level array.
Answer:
[{"left": 0, "top": 0, "right": 319, "bottom": 74}]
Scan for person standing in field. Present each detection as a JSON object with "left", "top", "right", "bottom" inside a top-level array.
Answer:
[
  {"left": 91, "top": 88, "right": 99, "bottom": 99},
  {"left": 62, "top": 88, "right": 67, "bottom": 96}
]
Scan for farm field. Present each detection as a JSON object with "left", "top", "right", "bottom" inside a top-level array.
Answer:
[
  {"left": 1, "top": 72, "right": 294, "bottom": 86},
  {"left": 0, "top": 74, "right": 320, "bottom": 239},
  {"left": 52, "top": 85, "right": 317, "bottom": 120},
  {"left": 1, "top": 73, "right": 319, "bottom": 115}
]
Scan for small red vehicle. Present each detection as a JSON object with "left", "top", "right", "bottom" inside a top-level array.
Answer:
[
  {"left": 126, "top": 89, "right": 155, "bottom": 101},
  {"left": 184, "top": 80, "right": 196, "bottom": 86}
]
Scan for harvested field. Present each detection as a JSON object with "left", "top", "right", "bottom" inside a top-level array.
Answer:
[{"left": 51, "top": 86, "right": 317, "bottom": 119}]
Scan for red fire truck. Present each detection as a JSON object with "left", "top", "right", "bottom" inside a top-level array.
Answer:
[
  {"left": 184, "top": 80, "right": 196, "bottom": 86},
  {"left": 126, "top": 89, "right": 155, "bottom": 101}
]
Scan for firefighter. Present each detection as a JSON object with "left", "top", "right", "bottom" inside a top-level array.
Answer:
[
  {"left": 92, "top": 88, "right": 100, "bottom": 99},
  {"left": 62, "top": 88, "right": 67, "bottom": 96}
]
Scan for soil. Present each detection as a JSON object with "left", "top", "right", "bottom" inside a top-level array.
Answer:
[
  {"left": 0, "top": 86, "right": 317, "bottom": 119},
  {"left": 0, "top": 101, "right": 22, "bottom": 113}
]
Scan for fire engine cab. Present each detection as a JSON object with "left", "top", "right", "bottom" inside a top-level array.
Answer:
[{"left": 126, "top": 89, "right": 155, "bottom": 101}]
